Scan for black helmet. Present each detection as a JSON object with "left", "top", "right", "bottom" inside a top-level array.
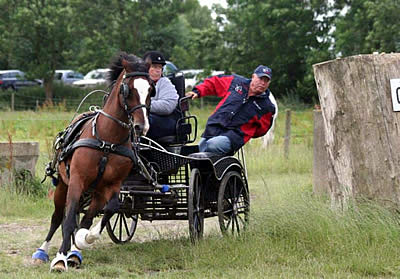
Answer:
[{"left": 143, "top": 51, "right": 166, "bottom": 66}]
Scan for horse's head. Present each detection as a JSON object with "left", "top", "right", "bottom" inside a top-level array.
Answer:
[{"left": 108, "top": 52, "right": 155, "bottom": 136}]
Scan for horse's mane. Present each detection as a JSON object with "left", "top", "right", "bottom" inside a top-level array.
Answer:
[{"left": 108, "top": 51, "right": 148, "bottom": 83}]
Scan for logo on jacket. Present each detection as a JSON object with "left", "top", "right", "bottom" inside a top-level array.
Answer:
[
  {"left": 235, "top": 85, "right": 243, "bottom": 94},
  {"left": 253, "top": 101, "right": 262, "bottom": 110}
]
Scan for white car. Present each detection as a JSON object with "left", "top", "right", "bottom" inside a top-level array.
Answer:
[
  {"left": 73, "top": 68, "right": 111, "bottom": 88},
  {"left": 54, "top": 70, "right": 83, "bottom": 85},
  {"left": 181, "top": 69, "right": 225, "bottom": 90}
]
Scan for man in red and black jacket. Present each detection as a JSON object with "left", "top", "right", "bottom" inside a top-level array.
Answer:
[{"left": 186, "top": 65, "right": 276, "bottom": 155}]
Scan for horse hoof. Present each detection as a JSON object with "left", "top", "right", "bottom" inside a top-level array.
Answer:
[
  {"left": 67, "top": 250, "right": 82, "bottom": 268},
  {"left": 50, "top": 252, "right": 68, "bottom": 272},
  {"left": 75, "top": 228, "right": 93, "bottom": 250},
  {"left": 32, "top": 248, "right": 49, "bottom": 264}
]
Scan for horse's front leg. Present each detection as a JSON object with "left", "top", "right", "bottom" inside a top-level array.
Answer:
[
  {"left": 32, "top": 181, "right": 67, "bottom": 264},
  {"left": 75, "top": 189, "right": 120, "bottom": 250},
  {"left": 50, "top": 180, "right": 83, "bottom": 272}
]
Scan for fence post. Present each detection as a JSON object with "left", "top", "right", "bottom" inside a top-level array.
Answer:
[
  {"left": 284, "top": 109, "right": 291, "bottom": 159},
  {"left": 11, "top": 93, "right": 15, "bottom": 111},
  {"left": 36, "top": 100, "right": 39, "bottom": 111}
]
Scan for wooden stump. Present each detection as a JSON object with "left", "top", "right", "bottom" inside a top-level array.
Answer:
[
  {"left": 313, "top": 53, "right": 400, "bottom": 208},
  {"left": 313, "top": 110, "right": 329, "bottom": 196},
  {"left": 0, "top": 142, "right": 39, "bottom": 186}
]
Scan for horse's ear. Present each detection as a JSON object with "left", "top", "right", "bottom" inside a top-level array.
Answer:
[{"left": 121, "top": 59, "right": 133, "bottom": 72}]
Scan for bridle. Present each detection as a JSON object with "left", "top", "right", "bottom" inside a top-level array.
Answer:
[
  {"left": 97, "top": 71, "right": 152, "bottom": 131},
  {"left": 120, "top": 71, "right": 151, "bottom": 115}
]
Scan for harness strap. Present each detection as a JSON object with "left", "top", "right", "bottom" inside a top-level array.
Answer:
[
  {"left": 60, "top": 138, "right": 138, "bottom": 166},
  {"left": 98, "top": 110, "right": 131, "bottom": 130},
  {"left": 88, "top": 154, "right": 108, "bottom": 190}
]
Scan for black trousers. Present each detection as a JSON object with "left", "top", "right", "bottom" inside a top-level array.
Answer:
[{"left": 146, "top": 111, "right": 180, "bottom": 140}]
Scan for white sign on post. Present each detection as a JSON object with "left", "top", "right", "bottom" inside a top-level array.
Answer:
[{"left": 390, "top": 79, "right": 400, "bottom": 112}]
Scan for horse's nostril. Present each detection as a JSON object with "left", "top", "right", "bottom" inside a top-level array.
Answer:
[{"left": 134, "top": 124, "right": 144, "bottom": 135}]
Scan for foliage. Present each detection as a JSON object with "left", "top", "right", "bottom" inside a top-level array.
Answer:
[
  {"left": 333, "top": 0, "right": 400, "bottom": 56},
  {"left": 1, "top": 0, "right": 399, "bottom": 105}
]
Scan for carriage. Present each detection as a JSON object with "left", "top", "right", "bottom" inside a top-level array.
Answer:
[
  {"left": 79, "top": 71, "right": 250, "bottom": 243},
  {"left": 34, "top": 53, "right": 251, "bottom": 271}
]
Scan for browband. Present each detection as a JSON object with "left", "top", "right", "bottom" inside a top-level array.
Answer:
[{"left": 124, "top": 72, "right": 149, "bottom": 78}]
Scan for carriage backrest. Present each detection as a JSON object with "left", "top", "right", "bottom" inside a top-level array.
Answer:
[{"left": 155, "top": 72, "right": 197, "bottom": 147}]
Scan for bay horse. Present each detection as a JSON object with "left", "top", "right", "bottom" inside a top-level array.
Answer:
[{"left": 32, "top": 52, "right": 153, "bottom": 272}]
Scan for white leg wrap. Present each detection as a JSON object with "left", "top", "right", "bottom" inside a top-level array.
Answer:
[
  {"left": 50, "top": 252, "right": 68, "bottom": 272},
  {"left": 86, "top": 220, "right": 102, "bottom": 244},
  {"left": 75, "top": 228, "right": 92, "bottom": 250},
  {"left": 39, "top": 241, "right": 50, "bottom": 254},
  {"left": 70, "top": 244, "right": 81, "bottom": 252}
]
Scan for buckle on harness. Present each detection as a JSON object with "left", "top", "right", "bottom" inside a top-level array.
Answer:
[{"left": 99, "top": 141, "right": 116, "bottom": 152}]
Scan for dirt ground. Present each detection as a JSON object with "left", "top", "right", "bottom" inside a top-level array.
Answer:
[{"left": 0, "top": 217, "right": 220, "bottom": 265}]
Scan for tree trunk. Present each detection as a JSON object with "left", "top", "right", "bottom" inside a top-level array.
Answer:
[{"left": 313, "top": 53, "right": 400, "bottom": 208}]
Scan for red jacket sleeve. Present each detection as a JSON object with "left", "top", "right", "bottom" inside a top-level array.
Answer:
[
  {"left": 253, "top": 112, "right": 274, "bottom": 138},
  {"left": 194, "top": 75, "right": 234, "bottom": 98}
]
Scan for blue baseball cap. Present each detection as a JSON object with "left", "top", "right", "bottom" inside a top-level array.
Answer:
[{"left": 254, "top": 65, "right": 272, "bottom": 80}]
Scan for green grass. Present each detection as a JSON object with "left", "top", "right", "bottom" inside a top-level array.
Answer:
[{"left": 1, "top": 105, "right": 400, "bottom": 278}]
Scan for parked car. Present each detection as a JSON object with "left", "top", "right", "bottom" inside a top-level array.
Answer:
[
  {"left": 0, "top": 70, "right": 41, "bottom": 91},
  {"left": 54, "top": 70, "right": 83, "bottom": 85},
  {"left": 72, "top": 68, "right": 111, "bottom": 88},
  {"left": 181, "top": 69, "right": 225, "bottom": 90}
]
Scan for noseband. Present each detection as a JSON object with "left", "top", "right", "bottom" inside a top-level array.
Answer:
[{"left": 120, "top": 72, "right": 151, "bottom": 114}]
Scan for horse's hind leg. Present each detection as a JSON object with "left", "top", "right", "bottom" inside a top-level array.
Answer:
[{"left": 32, "top": 181, "right": 67, "bottom": 264}]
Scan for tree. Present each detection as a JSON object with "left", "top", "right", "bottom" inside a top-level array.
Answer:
[
  {"left": 219, "top": 0, "right": 332, "bottom": 102},
  {"left": 8, "top": 0, "right": 73, "bottom": 101},
  {"left": 333, "top": 0, "right": 400, "bottom": 56}
]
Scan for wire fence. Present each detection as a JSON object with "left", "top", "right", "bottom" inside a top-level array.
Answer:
[
  {"left": 0, "top": 86, "right": 106, "bottom": 112},
  {"left": 0, "top": 86, "right": 221, "bottom": 112}
]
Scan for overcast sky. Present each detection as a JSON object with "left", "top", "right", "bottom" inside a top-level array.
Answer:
[{"left": 198, "top": 0, "right": 227, "bottom": 9}]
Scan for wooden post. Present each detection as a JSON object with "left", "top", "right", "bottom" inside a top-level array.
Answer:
[
  {"left": 284, "top": 109, "right": 291, "bottom": 159},
  {"left": 11, "top": 93, "right": 15, "bottom": 111},
  {"left": 313, "top": 53, "right": 400, "bottom": 207},
  {"left": 36, "top": 100, "right": 39, "bottom": 111}
]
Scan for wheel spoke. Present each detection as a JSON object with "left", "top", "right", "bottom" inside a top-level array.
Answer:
[
  {"left": 122, "top": 214, "right": 130, "bottom": 236},
  {"left": 237, "top": 214, "right": 246, "bottom": 226},
  {"left": 225, "top": 217, "right": 232, "bottom": 230},
  {"left": 112, "top": 213, "right": 120, "bottom": 232},
  {"left": 234, "top": 215, "right": 241, "bottom": 233},
  {"left": 119, "top": 214, "right": 123, "bottom": 240}
]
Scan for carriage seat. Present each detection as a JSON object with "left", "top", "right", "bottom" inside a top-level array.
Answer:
[
  {"left": 155, "top": 72, "right": 197, "bottom": 146},
  {"left": 188, "top": 152, "right": 224, "bottom": 160}
]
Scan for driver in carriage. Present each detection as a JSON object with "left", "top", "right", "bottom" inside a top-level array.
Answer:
[
  {"left": 186, "top": 65, "right": 276, "bottom": 155},
  {"left": 142, "top": 51, "right": 181, "bottom": 140}
]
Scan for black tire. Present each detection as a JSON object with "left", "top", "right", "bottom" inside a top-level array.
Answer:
[
  {"left": 106, "top": 194, "right": 138, "bottom": 244},
  {"left": 217, "top": 171, "right": 249, "bottom": 236},
  {"left": 188, "top": 168, "right": 204, "bottom": 242}
]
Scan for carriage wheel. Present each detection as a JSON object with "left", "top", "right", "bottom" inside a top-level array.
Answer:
[
  {"left": 217, "top": 171, "right": 249, "bottom": 236},
  {"left": 188, "top": 168, "right": 204, "bottom": 242},
  {"left": 106, "top": 194, "right": 138, "bottom": 244}
]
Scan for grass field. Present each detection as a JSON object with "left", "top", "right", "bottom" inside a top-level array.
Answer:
[{"left": 1, "top": 104, "right": 400, "bottom": 278}]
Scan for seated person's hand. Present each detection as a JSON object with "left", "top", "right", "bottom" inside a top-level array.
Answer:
[{"left": 185, "top": 91, "right": 198, "bottom": 100}]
